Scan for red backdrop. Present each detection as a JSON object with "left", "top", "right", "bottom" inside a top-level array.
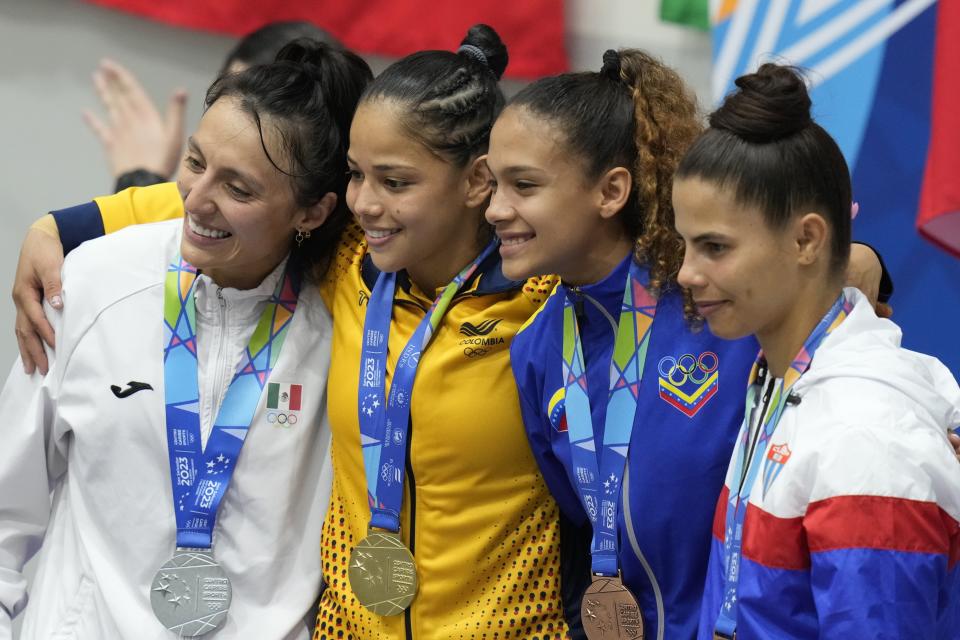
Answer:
[{"left": 84, "top": 0, "right": 568, "bottom": 79}]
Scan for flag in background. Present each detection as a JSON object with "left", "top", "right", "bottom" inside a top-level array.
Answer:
[
  {"left": 83, "top": 0, "right": 567, "bottom": 79},
  {"left": 710, "top": 0, "right": 960, "bottom": 374},
  {"left": 917, "top": 0, "right": 960, "bottom": 257},
  {"left": 660, "top": 0, "right": 711, "bottom": 30}
]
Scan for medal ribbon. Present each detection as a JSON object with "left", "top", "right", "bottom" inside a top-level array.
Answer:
[
  {"left": 714, "top": 292, "right": 853, "bottom": 638},
  {"left": 163, "top": 255, "right": 299, "bottom": 549},
  {"left": 358, "top": 241, "right": 499, "bottom": 533},
  {"left": 561, "top": 260, "right": 657, "bottom": 577}
]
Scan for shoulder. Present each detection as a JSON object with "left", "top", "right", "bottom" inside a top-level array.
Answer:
[
  {"left": 62, "top": 219, "right": 179, "bottom": 306},
  {"left": 516, "top": 280, "right": 562, "bottom": 336},
  {"left": 292, "top": 279, "right": 333, "bottom": 333}
]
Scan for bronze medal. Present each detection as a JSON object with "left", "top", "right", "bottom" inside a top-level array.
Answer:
[
  {"left": 581, "top": 575, "right": 644, "bottom": 640},
  {"left": 348, "top": 530, "right": 418, "bottom": 616}
]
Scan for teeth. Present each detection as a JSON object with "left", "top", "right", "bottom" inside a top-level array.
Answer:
[
  {"left": 188, "top": 216, "right": 232, "bottom": 239},
  {"left": 367, "top": 228, "right": 399, "bottom": 239},
  {"left": 500, "top": 235, "right": 532, "bottom": 246}
]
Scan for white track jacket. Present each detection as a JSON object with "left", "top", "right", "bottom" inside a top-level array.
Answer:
[{"left": 0, "top": 220, "right": 333, "bottom": 639}]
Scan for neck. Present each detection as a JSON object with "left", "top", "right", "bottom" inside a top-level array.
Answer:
[
  {"left": 561, "top": 224, "right": 634, "bottom": 287},
  {"left": 758, "top": 280, "right": 842, "bottom": 378},
  {"left": 405, "top": 224, "right": 490, "bottom": 294}
]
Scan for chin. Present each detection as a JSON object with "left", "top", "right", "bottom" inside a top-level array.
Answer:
[
  {"left": 499, "top": 258, "right": 531, "bottom": 281},
  {"left": 704, "top": 319, "right": 752, "bottom": 342},
  {"left": 367, "top": 250, "right": 406, "bottom": 275}
]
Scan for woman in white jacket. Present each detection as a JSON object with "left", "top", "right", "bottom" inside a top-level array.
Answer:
[
  {"left": 672, "top": 63, "right": 960, "bottom": 639},
  {"left": 0, "top": 41, "right": 371, "bottom": 639}
]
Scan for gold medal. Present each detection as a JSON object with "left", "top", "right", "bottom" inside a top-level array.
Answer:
[
  {"left": 581, "top": 574, "right": 644, "bottom": 639},
  {"left": 348, "top": 530, "right": 418, "bottom": 615}
]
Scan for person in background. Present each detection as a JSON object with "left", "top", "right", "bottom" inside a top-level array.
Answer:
[{"left": 84, "top": 21, "right": 340, "bottom": 193}]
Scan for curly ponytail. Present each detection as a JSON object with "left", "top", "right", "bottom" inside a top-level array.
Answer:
[{"left": 617, "top": 50, "right": 701, "bottom": 308}]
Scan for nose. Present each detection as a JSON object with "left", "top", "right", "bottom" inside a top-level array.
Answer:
[
  {"left": 348, "top": 178, "right": 383, "bottom": 218},
  {"left": 179, "top": 172, "right": 216, "bottom": 217},
  {"left": 677, "top": 248, "right": 704, "bottom": 290},
  {"left": 484, "top": 186, "right": 515, "bottom": 226}
]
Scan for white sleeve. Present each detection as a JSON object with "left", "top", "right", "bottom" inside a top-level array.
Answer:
[{"left": 0, "top": 338, "right": 68, "bottom": 635}]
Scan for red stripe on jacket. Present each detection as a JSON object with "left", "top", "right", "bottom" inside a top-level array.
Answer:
[{"left": 711, "top": 488, "right": 960, "bottom": 570}]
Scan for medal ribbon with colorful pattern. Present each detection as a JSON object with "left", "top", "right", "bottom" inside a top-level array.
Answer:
[
  {"left": 562, "top": 260, "right": 658, "bottom": 577},
  {"left": 358, "top": 241, "right": 499, "bottom": 533},
  {"left": 714, "top": 292, "right": 853, "bottom": 638},
  {"left": 163, "top": 255, "right": 299, "bottom": 549}
]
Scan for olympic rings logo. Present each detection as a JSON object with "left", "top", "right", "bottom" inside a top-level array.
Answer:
[
  {"left": 463, "top": 347, "right": 489, "bottom": 358},
  {"left": 267, "top": 411, "right": 298, "bottom": 425},
  {"left": 658, "top": 352, "right": 718, "bottom": 386}
]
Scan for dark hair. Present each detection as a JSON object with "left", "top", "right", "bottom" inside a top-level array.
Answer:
[
  {"left": 676, "top": 63, "right": 851, "bottom": 276},
  {"left": 359, "top": 24, "right": 509, "bottom": 167},
  {"left": 508, "top": 48, "right": 701, "bottom": 298},
  {"left": 219, "top": 21, "right": 342, "bottom": 75},
  {"left": 206, "top": 39, "right": 373, "bottom": 278}
]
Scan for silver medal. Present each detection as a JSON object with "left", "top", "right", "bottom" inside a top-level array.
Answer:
[{"left": 150, "top": 549, "right": 232, "bottom": 637}]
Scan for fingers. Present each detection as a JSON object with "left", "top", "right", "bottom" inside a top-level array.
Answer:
[
  {"left": 163, "top": 89, "right": 188, "bottom": 176},
  {"left": 165, "top": 89, "right": 188, "bottom": 136},
  {"left": 875, "top": 303, "right": 893, "bottom": 318},
  {"left": 948, "top": 432, "right": 960, "bottom": 463},
  {"left": 100, "top": 58, "right": 154, "bottom": 114},
  {"left": 15, "top": 305, "right": 51, "bottom": 376},
  {"left": 82, "top": 109, "right": 112, "bottom": 146}
]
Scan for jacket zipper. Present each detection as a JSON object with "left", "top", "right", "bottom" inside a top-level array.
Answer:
[
  {"left": 622, "top": 459, "right": 666, "bottom": 640},
  {"left": 404, "top": 421, "right": 417, "bottom": 640},
  {"left": 208, "top": 287, "right": 228, "bottom": 445}
]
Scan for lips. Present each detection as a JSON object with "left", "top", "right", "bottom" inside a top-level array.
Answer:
[
  {"left": 694, "top": 300, "right": 728, "bottom": 318},
  {"left": 187, "top": 214, "right": 232, "bottom": 239},
  {"left": 363, "top": 226, "right": 401, "bottom": 248},
  {"left": 496, "top": 231, "right": 534, "bottom": 259}
]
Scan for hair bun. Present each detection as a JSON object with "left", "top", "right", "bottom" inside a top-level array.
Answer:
[
  {"left": 709, "top": 63, "right": 812, "bottom": 143},
  {"left": 458, "top": 23, "right": 508, "bottom": 80},
  {"left": 600, "top": 49, "right": 621, "bottom": 82}
]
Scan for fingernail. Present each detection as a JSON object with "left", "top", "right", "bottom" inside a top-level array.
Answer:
[{"left": 51, "top": 295, "right": 63, "bottom": 309}]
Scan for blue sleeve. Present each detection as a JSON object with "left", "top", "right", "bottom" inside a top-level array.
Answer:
[{"left": 50, "top": 201, "right": 105, "bottom": 255}]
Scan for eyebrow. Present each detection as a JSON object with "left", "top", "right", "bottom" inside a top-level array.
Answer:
[
  {"left": 346, "top": 155, "right": 416, "bottom": 172},
  {"left": 499, "top": 165, "right": 542, "bottom": 176},
  {"left": 188, "top": 136, "right": 265, "bottom": 194},
  {"left": 691, "top": 232, "right": 730, "bottom": 243}
]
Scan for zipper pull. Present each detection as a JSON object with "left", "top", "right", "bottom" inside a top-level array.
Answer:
[
  {"left": 216, "top": 287, "right": 226, "bottom": 308},
  {"left": 569, "top": 286, "right": 585, "bottom": 319}
]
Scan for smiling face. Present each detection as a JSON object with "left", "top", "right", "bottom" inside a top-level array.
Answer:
[
  {"left": 346, "top": 100, "right": 490, "bottom": 292},
  {"left": 673, "top": 177, "right": 801, "bottom": 340},
  {"left": 485, "top": 107, "right": 631, "bottom": 283},
  {"left": 177, "top": 96, "right": 328, "bottom": 289}
]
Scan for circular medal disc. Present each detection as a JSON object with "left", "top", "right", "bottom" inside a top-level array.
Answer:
[
  {"left": 348, "top": 531, "right": 418, "bottom": 616},
  {"left": 150, "top": 550, "right": 232, "bottom": 637},
  {"left": 581, "top": 575, "right": 644, "bottom": 640}
]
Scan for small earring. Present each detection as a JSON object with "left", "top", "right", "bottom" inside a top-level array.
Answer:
[{"left": 295, "top": 228, "right": 312, "bottom": 247}]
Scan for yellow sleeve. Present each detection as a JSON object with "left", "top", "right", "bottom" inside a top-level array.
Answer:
[{"left": 93, "top": 182, "right": 184, "bottom": 234}]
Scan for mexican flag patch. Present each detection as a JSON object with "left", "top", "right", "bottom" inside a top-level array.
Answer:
[{"left": 267, "top": 383, "right": 302, "bottom": 411}]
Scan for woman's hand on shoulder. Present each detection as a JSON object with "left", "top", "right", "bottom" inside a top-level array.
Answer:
[
  {"left": 846, "top": 243, "right": 892, "bottom": 318},
  {"left": 13, "top": 217, "right": 65, "bottom": 375}
]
